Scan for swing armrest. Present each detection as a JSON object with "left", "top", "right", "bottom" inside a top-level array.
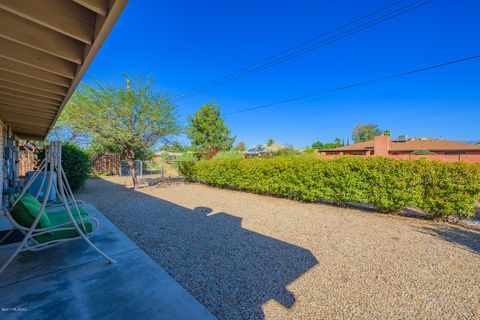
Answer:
[
  {"left": 46, "top": 200, "right": 86, "bottom": 209},
  {"left": 32, "top": 216, "right": 100, "bottom": 236}
]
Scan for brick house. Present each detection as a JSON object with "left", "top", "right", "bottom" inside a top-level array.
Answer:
[{"left": 319, "top": 136, "right": 480, "bottom": 163}]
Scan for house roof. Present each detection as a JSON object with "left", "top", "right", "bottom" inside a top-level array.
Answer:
[
  {"left": 0, "top": 0, "right": 128, "bottom": 139},
  {"left": 323, "top": 138, "right": 480, "bottom": 152},
  {"left": 245, "top": 143, "right": 285, "bottom": 155}
]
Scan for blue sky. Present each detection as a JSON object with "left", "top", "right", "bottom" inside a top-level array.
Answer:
[{"left": 84, "top": 0, "right": 480, "bottom": 148}]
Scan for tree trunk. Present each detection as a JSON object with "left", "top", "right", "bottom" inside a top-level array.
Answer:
[{"left": 127, "top": 149, "right": 139, "bottom": 191}]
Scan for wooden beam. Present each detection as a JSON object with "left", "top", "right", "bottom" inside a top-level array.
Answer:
[
  {"left": 0, "top": 107, "right": 55, "bottom": 121},
  {"left": 12, "top": 130, "right": 47, "bottom": 141},
  {"left": 73, "top": 0, "right": 109, "bottom": 16},
  {"left": 48, "top": 0, "right": 129, "bottom": 137},
  {"left": 0, "top": 70, "right": 68, "bottom": 96},
  {"left": 0, "top": 10, "right": 84, "bottom": 64},
  {"left": 0, "top": 80, "right": 65, "bottom": 101},
  {"left": 0, "top": 39, "right": 76, "bottom": 79},
  {"left": 0, "top": 89, "right": 62, "bottom": 106},
  {"left": 0, "top": 96, "right": 59, "bottom": 111},
  {"left": 2, "top": 115, "right": 52, "bottom": 127},
  {"left": 12, "top": 126, "right": 46, "bottom": 133},
  {"left": 0, "top": 58, "right": 71, "bottom": 88},
  {"left": 0, "top": 0, "right": 95, "bottom": 44},
  {"left": 9, "top": 122, "right": 47, "bottom": 141},
  {"left": 0, "top": 102, "right": 59, "bottom": 116}
]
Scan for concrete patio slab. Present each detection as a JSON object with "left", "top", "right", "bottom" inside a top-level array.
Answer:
[
  {"left": 0, "top": 205, "right": 138, "bottom": 287},
  {"left": 0, "top": 204, "right": 216, "bottom": 320}
]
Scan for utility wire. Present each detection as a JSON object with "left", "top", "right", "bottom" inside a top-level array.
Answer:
[
  {"left": 221, "top": 54, "right": 480, "bottom": 116},
  {"left": 176, "top": 0, "right": 433, "bottom": 101},
  {"left": 173, "top": 0, "right": 435, "bottom": 102},
  {"left": 173, "top": 0, "right": 407, "bottom": 100}
]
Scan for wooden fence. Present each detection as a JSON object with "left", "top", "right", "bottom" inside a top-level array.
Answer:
[
  {"left": 91, "top": 153, "right": 120, "bottom": 175},
  {"left": 18, "top": 147, "right": 37, "bottom": 177}
]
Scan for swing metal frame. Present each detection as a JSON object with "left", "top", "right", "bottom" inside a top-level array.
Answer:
[{"left": 0, "top": 141, "right": 115, "bottom": 274}]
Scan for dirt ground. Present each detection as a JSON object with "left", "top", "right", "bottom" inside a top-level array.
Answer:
[{"left": 77, "top": 177, "right": 480, "bottom": 320}]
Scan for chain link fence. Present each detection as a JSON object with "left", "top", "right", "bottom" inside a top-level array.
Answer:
[{"left": 120, "top": 159, "right": 188, "bottom": 178}]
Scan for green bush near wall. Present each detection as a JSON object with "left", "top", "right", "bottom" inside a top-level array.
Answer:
[
  {"left": 179, "top": 156, "right": 480, "bottom": 218},
  {"left": 36, "top": 143, "right": 91, "bottom": 191}
]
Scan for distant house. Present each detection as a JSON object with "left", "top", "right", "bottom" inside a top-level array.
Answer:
[
  {"left": 319, "top": 136, "right": 480, "bottom": 163},
  {"left": 153, "top": 151, "right": 187, "bottom": 161},
  {"left": 244, "top": 143, "right": 284, "bottom": 157}
]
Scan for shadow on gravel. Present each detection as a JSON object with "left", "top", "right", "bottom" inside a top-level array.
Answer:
[
  {"left": 417, "top": 226, "right": 480, "bottom": 255},
  {"left": 76, "top": 179, "right": 318, "bottom": 320}
]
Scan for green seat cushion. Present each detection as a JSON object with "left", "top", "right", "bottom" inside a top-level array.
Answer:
[
  {"left": 36, "top": 207, "right": 93, "bottom": 244},
  {"left": 9, "top": 193, "right": 38, "bottom": 206},
  {"left": 11, "top": 197, "right": 51, "bottom": 229},
  {"left": 19, "top": 193, "right": 40, "bottom": 205}
]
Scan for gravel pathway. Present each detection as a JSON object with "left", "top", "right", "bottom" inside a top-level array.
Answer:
[{"left": 77, "top": 177, "right": 480, "bottom": 320}]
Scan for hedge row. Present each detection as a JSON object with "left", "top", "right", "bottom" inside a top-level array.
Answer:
[{"left": 179, "top": 156, "right": 480, "bottom": 218}]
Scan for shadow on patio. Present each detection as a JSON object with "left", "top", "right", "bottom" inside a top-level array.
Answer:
[{"left": 77, "top": 178, "right": 319, "bottom": 319}]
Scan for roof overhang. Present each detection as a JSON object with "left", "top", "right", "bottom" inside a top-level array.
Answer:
[{"left": 0, "top": 0, "right": 128, "bottom": 139}]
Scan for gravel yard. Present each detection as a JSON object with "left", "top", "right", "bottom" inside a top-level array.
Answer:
[{"left": 77, "top": 177, "right": 480, "bottom": 320}]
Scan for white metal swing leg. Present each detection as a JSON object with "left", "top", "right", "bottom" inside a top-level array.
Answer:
[
  {"left": 53, "top": 143, "right": 116, "bottom": 265},
  {"left": 0, "top": 158, "right": 55, "bottom": 274}
]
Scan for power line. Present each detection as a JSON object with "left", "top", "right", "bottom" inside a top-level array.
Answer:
[
  {"left": 173, "top": 0, "right": 408, "bottom": 100},
  {"left": 177, "top": 0, "right": 434, "bottom": 101},
  {"left": 220, "top": 54, "right": 480, "bottom": 116},
  {"left": 173, "top": 0, "right": 435, "bottom": 102}
]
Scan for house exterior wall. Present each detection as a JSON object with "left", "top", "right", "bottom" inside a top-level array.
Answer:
[
  {"left": 385, "top": 154, "right": 480, "bottom": 163},
  {"left": 391, "top": 150, "right": 480, "bottom": 156},
  {"left": 0, "top": 119, "right": 4, "bottom": 204},
  {"left": 0, "top": 121, "right": 22, "bottom": 205},
  {"left": 319, "top": 153, "right": 480, "bottom": 163},
  {"left": 319, "top": 136, "right": 480, "bottom": 163}
]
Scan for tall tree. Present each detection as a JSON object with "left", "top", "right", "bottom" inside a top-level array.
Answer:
[
  {"left": 267, "top": 138, "right": 275, "bottom": 146},
  {"left": 312, "top": 139, "right": 344, "bottom": 150},
  {"left": 351, "top": 124, "right": 383, "bottom": 143},
  {"left": 187, "top": 102, "right": 235, "bottom": 159},
  {"left": 57, "top": 75, "right": 180, "bottom": 190},
  {"left": 311, "top": 140, "right": 323, "bottom": 150}
]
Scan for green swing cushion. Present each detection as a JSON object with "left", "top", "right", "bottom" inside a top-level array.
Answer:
[
  {"left": 36, "top": 208, "right": 94, "bottom": 244},
  {"left": 10, "top": 192, "right": 93, "bottom": 243},
  {"left": 11, "top": 197, "right": 51, "bottom": 229},
  {"left": 18, "top": 193, "right": 39, "bottom": 205}
]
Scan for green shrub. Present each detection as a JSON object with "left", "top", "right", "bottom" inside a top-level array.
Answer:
[
  {"left": 36, "top": 143, "right": 91, "bottom": 191},
  {"left": 212, "top": 150, "right": 244, "bottom": 160},
  {"left": 172, "top": 152, "right": 196, "bottom": 169},
  {"left": 182, "top": 156, "right": 480, "bottom": 218},
  {"left": 178, "top": 160, "right": 197, "bottom": 178}
]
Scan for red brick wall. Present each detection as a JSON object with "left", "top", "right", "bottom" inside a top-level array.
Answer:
[{"left": 318, "top": 153, "right": 480, "bottom": 163}]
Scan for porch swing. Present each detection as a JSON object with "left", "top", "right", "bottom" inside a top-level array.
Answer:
[{"left": 0, "top": 141, "right": 115, "bottom": 274}]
